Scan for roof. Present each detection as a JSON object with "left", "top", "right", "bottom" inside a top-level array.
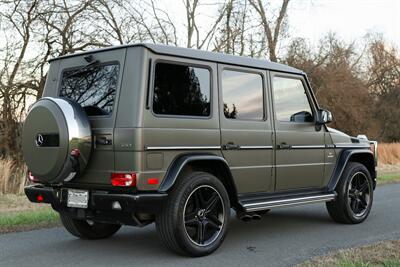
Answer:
[{"left": 49, "top": 43, "right": 303, "bottom": 74}]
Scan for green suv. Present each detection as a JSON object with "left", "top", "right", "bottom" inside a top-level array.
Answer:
[{"left": 22, "top": 44, "right": 378, "bottom": 256}]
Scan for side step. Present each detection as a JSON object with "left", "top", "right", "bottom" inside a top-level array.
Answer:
[{"left": 240, "top": 193, "right": 336, "bottom": 212}]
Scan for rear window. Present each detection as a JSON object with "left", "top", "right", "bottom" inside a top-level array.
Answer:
[
  {"left": 59, "top": 63, "right": 119, "bottom": 116},
  {"left": 152, "top": 62, "right": 211, "bottom": 117}
]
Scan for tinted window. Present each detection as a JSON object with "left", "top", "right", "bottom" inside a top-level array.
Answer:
[
  {"left": 153, "top": 63, "right": 210, "bottom": 117},
  {"left": 273, "top": 77, "right": 313, "bottom": 122},
  {"left": 222, "top": 70, "right": 264, "bottom": 120},
  {"left": 60, "top": 64, "right": 119, "bottom": 116}
]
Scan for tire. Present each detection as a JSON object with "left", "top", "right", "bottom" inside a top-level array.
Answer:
[
  {"left": 156, "top": 172, "right": 230, "bottom": 257},
  {"left": 22, "top": 97, "right": 92, "bottom": 184},
  {"left": 326, "top": 162, "right": 373, "bottom": 224},
  {"left": 60, "top": 213, "right": 121, "bottom": 239}
]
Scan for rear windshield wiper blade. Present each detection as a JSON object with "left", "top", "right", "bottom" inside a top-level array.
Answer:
[{"left": 65, "top": 60, "right": 100, "bottom": 78}]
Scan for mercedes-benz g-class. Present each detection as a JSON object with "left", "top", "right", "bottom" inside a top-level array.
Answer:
[{"left": 22, "top": 44, "right": 377, "bottom": 256}]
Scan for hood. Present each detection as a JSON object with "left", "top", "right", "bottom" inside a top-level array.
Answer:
[
  {"left": 327, "top": 127, "right": 350, "bottom": 138},
  {"left": 327, "top": 127, "right": 369, "bottom": 145}
]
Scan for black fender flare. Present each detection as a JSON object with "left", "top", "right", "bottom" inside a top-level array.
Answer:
[
  {"left": 327, "top": 149, "right": 376, "bottom": 191},
  {"left": 158, "top": 153, "right": 238, "bottom": 204}
]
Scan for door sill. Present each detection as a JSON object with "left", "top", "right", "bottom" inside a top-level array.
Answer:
[{"left": 239, "top": 192, "right": 336, "bottom": 212}]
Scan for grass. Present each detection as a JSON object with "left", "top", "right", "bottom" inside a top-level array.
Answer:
[
  {"left": 377, "top": 172, "right": 400, "bottom": 184},
  {"left": 377, "top": 143, "right": 400, "bottom": 165},
  {"left": 0, "top": 194, "right": 60, "bottom": 234},
  {"left": 0, "top": 158, "right": 27, "bottom": 194},
  {"left": 301, "top": 240, "right": 400, "bottom": 267},
  {"left": 0, "top": 208, "right": 60, "bottom": 234}
]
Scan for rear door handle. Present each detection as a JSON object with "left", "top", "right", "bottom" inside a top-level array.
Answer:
[
  {"left": 95, "top": 135, "right": 112, "bottom": 145},
  {"left": 223, "top": 142, "right": 240, "bottom": 150},
  {"left": 278, "top": 143, "right": 291, "bottom": 149}
]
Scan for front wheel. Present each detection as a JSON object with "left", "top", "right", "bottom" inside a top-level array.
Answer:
[
  {"left": 156, "top": 172, "right": 230, "bottom": 257},
  {"left": 326, "top": 162, "right": 373, "bottom": 224},
  {"left": 60, "top": 213, "right": 121, "bottom": 239}
]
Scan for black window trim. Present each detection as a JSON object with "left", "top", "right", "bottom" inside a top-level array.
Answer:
[
  {"left": 271, "top": 72, "right": 317, "bottom": 125},
  {"left": 58, "top": 61, "right": 121, "bottom": 118},
  {"left": 150, "top": 58, "right": 213, "bottom": 120},
  {"left": 221, "top": 66, "right": 267, "bottom": 122}
]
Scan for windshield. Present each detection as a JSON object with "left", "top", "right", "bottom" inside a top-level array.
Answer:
[{"left": 59, "top": 63, "right": 119, "bottom": 116}]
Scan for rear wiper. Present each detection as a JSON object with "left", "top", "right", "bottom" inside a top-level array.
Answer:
[{"left": 65, "top": 60, "right": 100, "bottom": 78}]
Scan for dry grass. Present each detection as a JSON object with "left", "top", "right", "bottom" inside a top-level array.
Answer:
[
  {"left": 378, "top": 143, "right": 400, "bottom": 165},
  {"left": 300, "top": 240, "right": 400, "bottom": 267},
  {"left": 0, "top": 158, "right": 27, "bottom": 194}
]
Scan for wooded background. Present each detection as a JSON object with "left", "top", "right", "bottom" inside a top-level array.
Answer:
[{"left": 0, "top": 0, "right": 399, "bottom": 164}]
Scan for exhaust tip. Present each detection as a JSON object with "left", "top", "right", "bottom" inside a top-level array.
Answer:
[{"left": 240, "top": 214, "right": 253, "bottom": 222}]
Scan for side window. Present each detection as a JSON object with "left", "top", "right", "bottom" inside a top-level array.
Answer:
[
  {"left": 221, "top": 70, "right": 264, "bottom": 120},
  {"left": 153, "top": 62, "right": 211, "bottom": 117},
  {"left": 273, "top": 76, "right": 314, "bottom": 123}
]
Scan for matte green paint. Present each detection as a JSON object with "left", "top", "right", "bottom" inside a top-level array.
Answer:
[{"left": 25, "top": 44, "right": 373, "bottom": 196}]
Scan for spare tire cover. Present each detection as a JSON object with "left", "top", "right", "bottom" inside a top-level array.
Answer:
[{"left": 22, "top": 97, "right": 92, "bottom": 183}]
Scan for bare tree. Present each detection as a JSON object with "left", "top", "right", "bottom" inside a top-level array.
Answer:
[
  {"left": 367, "top": 38, "right": 400, "bottom": 141},
  {"left": 248, "top": 0, "right": 289, "bottom": 62},
  {"left": 0, "top": 0, "right": 40, "bottom": 158},
  {"left": 184, "top": 0, "right": 227, "bottom": 49}
]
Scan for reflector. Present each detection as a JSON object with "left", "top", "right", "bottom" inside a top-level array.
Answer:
[
  {"left": 148, "top": 178, "right": 159, "bottom": 185},
  {"left": 37, "top": 194, "right": 44, "bottom": 202}
]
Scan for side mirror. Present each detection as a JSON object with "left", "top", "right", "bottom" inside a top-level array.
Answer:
[{"left": 317, "top": 109, "right": 333, "bottom": 124}]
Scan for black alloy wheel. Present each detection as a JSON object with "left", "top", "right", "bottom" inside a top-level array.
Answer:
[
  {"left": 326, "top": 162, "right": 373, "bottom": 224},
  {"left": 156, "top": 172, "right": 230, "bottom": 257},
  {"left": 347, "top": 171, "right": 371, "bottom": 218},
  {"left": 183, "top": 185, "right": 225, "bottom": 246}
]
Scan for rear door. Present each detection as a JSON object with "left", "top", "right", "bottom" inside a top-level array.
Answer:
[
  {"left": 218, "top": 65, "right": 274, "bottom": 194},
  {"left": 270, "top": 72, "right": 326, "bottom": 191},
  {"left": 50, "top": 49, "right": 126, "bottom": 185}
]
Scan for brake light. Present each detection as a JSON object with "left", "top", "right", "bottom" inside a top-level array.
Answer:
[{"left": 111, "top": 173, "right": 136, "bottom": 187}]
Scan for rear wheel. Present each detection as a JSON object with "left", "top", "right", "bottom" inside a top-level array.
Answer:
[
  {"left": 326, "top": 162, "right": 373, "bottom": 224},
  {"left": 156, "top": 172, "right": 230, "bottom": 257},
  {"left": 60, "top": 213, "right": 121, "bottom": 239}
]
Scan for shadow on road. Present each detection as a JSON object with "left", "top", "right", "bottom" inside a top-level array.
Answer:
[{"left": 41, "top": 205, "right": 334, "bottom": 259}]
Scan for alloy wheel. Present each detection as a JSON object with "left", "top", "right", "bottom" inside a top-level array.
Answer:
[
  {"left": 347, "top": 171, "right": 371, "bottom": 217},
  {"left": 183, "top": 185, "right": 225, "bottom": 247}
]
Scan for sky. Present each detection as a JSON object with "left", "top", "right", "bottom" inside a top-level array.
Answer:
[
  {"left": 288, "top": 0, "right": 400, "bottom": 45},
  {"left": 160, "top": 0, "right": 400, "bottom": 50}
]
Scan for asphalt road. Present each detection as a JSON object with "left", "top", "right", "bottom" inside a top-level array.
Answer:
[{"left": 1, "top": 183, "right": 399, "bottom": 267}]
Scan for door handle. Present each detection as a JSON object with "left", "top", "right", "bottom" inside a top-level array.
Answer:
[
  {"left": 95, "top": 135, "right": 112, "bottom": 145},
  {"left": 278, "top": 143, "right": 291, "bottom": 149},
  {"left": 223, "top": 142, "right": 240, "bottom": 150}
]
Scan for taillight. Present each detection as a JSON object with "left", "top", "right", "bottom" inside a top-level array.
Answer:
[{"left": 111, "top": 173, "right": 136, "bottom": 187}]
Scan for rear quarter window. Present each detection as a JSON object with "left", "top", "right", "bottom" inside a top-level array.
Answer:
[
  {"left": 59, "top": 63, "right": 119, "bottom": 116},
  {"left": 152, "top": 62, "right": 211, "bottom": 117}
]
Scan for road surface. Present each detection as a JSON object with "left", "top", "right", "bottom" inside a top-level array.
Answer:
[{"left": 1, "top": 183, "right": 399, "bottom": 267}]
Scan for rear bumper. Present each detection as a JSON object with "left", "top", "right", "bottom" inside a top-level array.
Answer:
[{"left": 25, "top": 185, "right": 167, "bottom": 226}]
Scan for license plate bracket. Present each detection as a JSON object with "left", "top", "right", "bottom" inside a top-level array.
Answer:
[{"left": 67, "top": 189, "right": 89, "bottom": 209}]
